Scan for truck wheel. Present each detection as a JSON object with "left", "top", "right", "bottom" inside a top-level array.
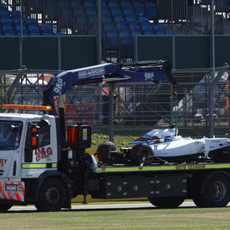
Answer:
[
  {"left": 35, "top": 178, "right": 66, "bottom": 212},
  {"left": 148, "top": 196, "right": 185, "bottom": 208},
  {"left": 193, "top": 174, "right": 230, "bottom": 207},
  {"left": 0, "top": 203, "right": 13, "bottom": 212}
]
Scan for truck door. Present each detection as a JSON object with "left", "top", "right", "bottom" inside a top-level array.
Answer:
[{"left": 23, "top": 119, "right": 55, "bottom": 177}]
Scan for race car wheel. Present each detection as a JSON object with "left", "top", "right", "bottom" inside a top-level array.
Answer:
[
  {"left": 148, "top": 196, "right": 185, "bottom": 208},
  {"left": 193, "top": 174, "right": 230, "bottom": 207},
  {"left": 96, "top": 141, "right": 116, "bottom": 164},
  {"left": 0, "top": 203, "right": 13, "bottom": 212},
  {"left": 35, "top": 177, "right": 66, "bottom": 212},
  {"left": 130, "top": 144, "right": 154, "bottom": 164}
]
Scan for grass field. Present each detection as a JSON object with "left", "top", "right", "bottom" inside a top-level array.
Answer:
[{"left": 2, "top": 207, "right": 230, "bottom": 230}]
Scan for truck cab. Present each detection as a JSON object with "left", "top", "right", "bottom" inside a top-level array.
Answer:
[{"left": 0, "top": 105, "right": 65, "bottom": 211}]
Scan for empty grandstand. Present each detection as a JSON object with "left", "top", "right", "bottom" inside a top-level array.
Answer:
[{"left": 0, "top": 0, "right": 230, "bottom": 60}]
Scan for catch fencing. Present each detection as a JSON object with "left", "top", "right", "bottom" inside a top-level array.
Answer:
[{"left": 0, "top": 67, "right": 230, "bottom": 146}]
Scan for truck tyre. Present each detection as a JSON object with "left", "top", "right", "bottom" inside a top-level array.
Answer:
[
  {"left": 0, "top": 203, "right": 12, "bottom": 212},
  {"left": 148, "top": 196, "right": 184, "bottom": 208},
  {"left": 35, "top": 177, "right": 66, "bottom": 212},
  {"left": 193, "top": 174, "right": 230, "bottom": 207}
]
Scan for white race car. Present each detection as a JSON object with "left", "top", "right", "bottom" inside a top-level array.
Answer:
[{"left": 130, "top": 127, "right": 230, "bottom": 163}]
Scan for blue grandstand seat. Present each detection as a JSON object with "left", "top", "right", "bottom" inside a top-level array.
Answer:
[
  {"left": 141, "top": 24, "right": 154, "bottom": 32},
  {"left": 15, "top": 25, "right": 27, "bottom": 31},
  {"left": 143, "top": 30, "right": 155, "bottom": 35},
  {"left": 71, "top": 1, "right": 82, "bottom": 8},
  {"left": 102, "top": 8, "right": 111, "bottom": 16},
  {"left": 107, "top": 31, "right": 118, "bottom": 38},
  {"left": 73, "top": 5, "right": 84, "bottom": 13},
  {"left": 0, "top": 3, "right": 7, "bottom": 11},
  {"left": 106, "top": 31, "right": 119, "bottom": 49},
  {"left": 102, "top": 16, "right": 113, "bottom": 23},
  {"left": 138, "top": 16, "right": 150, "bottom": 24},
  {"left": 133, "top": 1, "right": 145, "bottom": 9},
  {"left": 28, "top": 25, "right": 41, "bottom": 35},
  {"left": 11, "top": 10, "right": 21, "bottom": 17},
  {"left": 111, "top": 9, "right": 123, "bottom": 17},
  {"left": 120, "top": 34, "right": 133, "bottom": 57},
  {"left": 153, "top": 24, "right": 166, "bottom": 34},
  {"left": 40, "top": 25, "right": 54, "bottom": 35},
  {"left": 13, "top": 17, "right": 25, "bottom": 25},
  {"left": 107, "top": 2, "right": 120, "bottom": 9},
  {"left": 116, "top": 23, "right": 129, "bottom": 32},
  {"left": 120, "top": 38, "right": 132, "bottom": 47},
  {"left": 86, "top": 8, "right": 97, "bottom": 17},
  {"left": 106, "top": 32, "right": 118, "bottom": 44},
  {"left": 103, "top": 23, "right": 116, "bottom": 33},
  {"left": 123, "top": 9, "right": 135, "bottom": 17},
  {"left": 4, "top": 31, "right": 16, "bottom": 36},
  {"left": 120, "top": 1, "right": 133, "bottom": 9},
  {"left": 59, "top": 1, "right": 69, "bottom": 9},
  {"left": 135, "top": 8, "right": 146, "bottom": 17},
  {"left": 113, "top": 15, "right": 126, "bottom": 23},
  {"left": 119, "top": 31, "right": 131, "bottom": 41},
  {"left": 86, "top": 0, "right": 96, "bottom": 5},
  {"left": 25, "top": 18, "right": 39, "bottom": 26},
  {"left": 107, "top": 38, "right": 119, "bottom": 50},
  {"left": 0, "top": 18, "right": 13, "bottom": 26},
  {"left": 133, "top": 1, "right": 145, "bottom": 14},
  {"left": 216, "top": 0, "right": 230, "bottom": 9},
  {"left": 126, "top": 16, "right": 138, "bottom": 24},
  {"left": 73, "top": 8, "right": 85, "bottom": 17},
  {"left": 129, "top": 24, "right": 142, "bottom": 33},
  {"left": 0, "top": 10, "right": 10, "bottom": 18},
  {"left": 145, "top": 2, "right": 158, "bottom": 19},
  {"left": 88, "top": 13, "right": 97, "bottom": 21},
  {"left": 146, "top": 9, "right": 158, "bottom": 19},
  {"left": 2, "top": 25, "right": 15, "bottom": 35}
]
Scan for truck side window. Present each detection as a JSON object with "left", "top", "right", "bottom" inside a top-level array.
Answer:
[
  {"left": 24, "top": 120, "right": 51, "bottom": 162},
  {"left": 38, "top": 120, "right": 50, "bottom": 147}
]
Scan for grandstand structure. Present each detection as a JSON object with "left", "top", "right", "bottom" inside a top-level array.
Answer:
[{"left": 0, "top": 0, "right": 230, "bottom": 59}]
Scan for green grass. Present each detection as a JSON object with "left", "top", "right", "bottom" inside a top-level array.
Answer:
[
  {"left": 91, "top": 133, "right": 136, "bottom": 149},
  {"left": 2, "top": 207, "right": 230, "bottom": 230}
]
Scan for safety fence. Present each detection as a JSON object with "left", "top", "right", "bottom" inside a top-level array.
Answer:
[{"left": 1, "top": 67, "right": 230, "bottom": 146}]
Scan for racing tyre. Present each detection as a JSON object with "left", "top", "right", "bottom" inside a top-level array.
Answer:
[
  {"left": 193, "top": 174, "right": 230, "bottom": 208},
  {"left": 0, "top": 203, "right": 13, "bottom": 212},
  {"left": 130, "top": 144, "right": 154, "bottom": 164},
  {"left": 35, "top": 177, "right": 66, "bottom": 212},
  {"left": 96, "top": 141, "right": 116, "bottom": 164},
  {"left": 148, "top": 196, "right": 185, "bottom": 208}
]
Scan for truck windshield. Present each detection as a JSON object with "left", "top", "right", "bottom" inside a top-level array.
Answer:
[{"left": 0, "top": 121, "right": 22, "bottom": 150}]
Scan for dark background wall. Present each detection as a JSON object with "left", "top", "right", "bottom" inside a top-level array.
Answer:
[
  {"left": 136, "top": 35, "right": 230, "bottom": 69},
  {"left": 0, "top": 35, "right": 97, "bottom": 70},
  {"left": 1, "top": 35, "right": 230, "bottom": 70}
]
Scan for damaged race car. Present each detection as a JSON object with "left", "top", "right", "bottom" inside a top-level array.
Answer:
[
  {"left": 130, "top": 126, "right": 230, "bottom": 164},
  {"left": 96, "top": 126, "right": 230, "bottom": 166}
]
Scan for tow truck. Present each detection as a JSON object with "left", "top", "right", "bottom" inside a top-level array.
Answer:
[{"left": 0, "top": 61, "right": 230, "bottom": 212}]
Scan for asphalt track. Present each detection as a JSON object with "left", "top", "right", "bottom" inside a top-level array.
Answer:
[{"left": 9, "top": 201, "right": 227, "bottom": 212}]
